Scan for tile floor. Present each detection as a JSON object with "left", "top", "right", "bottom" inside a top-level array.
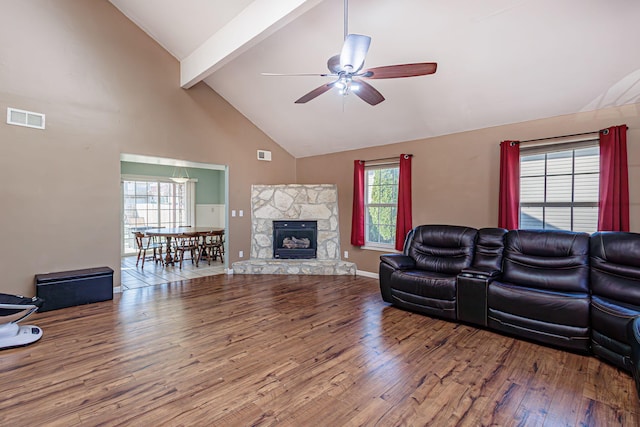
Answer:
[{"left": 120, "top": 253, "right": 225, "bottom": 290}]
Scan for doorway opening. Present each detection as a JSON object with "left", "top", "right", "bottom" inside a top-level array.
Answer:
[{"left": 119, "top": 153, "right": 229, "bottom": 289}]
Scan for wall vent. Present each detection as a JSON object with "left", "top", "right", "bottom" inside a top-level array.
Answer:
[
  {"left": 7, "top": 107, "right": 45, "bottom": 130},
  {"left": 257, "top": 150, "right": 272, "bottom": 161}
]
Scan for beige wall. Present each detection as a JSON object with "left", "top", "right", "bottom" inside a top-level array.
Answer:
[
  {"left": 296, "top": 104, "right": 640, "bottom": 274},
  {"left": 0, "top": 1, "right": 295, "bottom": 295},
  {"left": 2, "top": 1, "right": 638, "bottom": 296}
]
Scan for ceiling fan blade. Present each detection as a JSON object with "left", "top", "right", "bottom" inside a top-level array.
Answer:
[
  {"left": 294, "top": 81, "right": 337, "bottom": 104},
  {"left": 353, "top": 80, "right": 385, "bottom": 106},
  {"left": 262, "top": 72, "right": 333, "bottom": 77},
  {"left": 361, "top": 62, "right": 438, "bottom": 79},
  {"left": 327, "top": 55, "right": 341, "bottom": 73},
  {"left": 340, "top": 34, "right": 371, "bottom": 72}
]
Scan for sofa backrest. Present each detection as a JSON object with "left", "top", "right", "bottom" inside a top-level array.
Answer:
[
  {"left": 402, "top": 227, "right": 416, "bottom": 255},
  {"left": 407, "top": 225, "right": 477, "bottom": 275},
  {"left": 502, "top": 229, "right": 590, "bottom": 292},
  {"left": 590, "top": 231, "right": 640, "bottom": 305},
  {"left": 471, "top": 228, "right": 508, "bottom": 272}
]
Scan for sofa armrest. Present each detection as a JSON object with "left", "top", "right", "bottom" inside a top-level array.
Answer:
[{"left": 380, "top": 254, "right": 416, "bottom": 270}]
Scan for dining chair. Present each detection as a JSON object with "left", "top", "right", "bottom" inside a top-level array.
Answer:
[
  {"left": 197, "top": 231, "right": 225, "bottom": 265},
  {"left": 152, "top": 234, "right": 168, "bottom": 264},
  {"left": 213, "top": 231, "right": 225, "bottom": 263},
  {"left": 174, "top": 234, "right": 199, "bottom": 269},
  {"left": 134, "top": 232, "right": 164, "bottom": 269}
]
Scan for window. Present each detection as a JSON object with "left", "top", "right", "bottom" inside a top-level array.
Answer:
[
  {"left": 365, "top": 164, "right": 399, "bottom": 248},
  {"left": 121, "top": 178, "right": 192, "bottom": 255},
  {"left": 520, "top": 142, "right": 599, "bottom": 233}
]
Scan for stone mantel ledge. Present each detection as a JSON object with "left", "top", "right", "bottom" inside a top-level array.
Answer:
[{"left": 232, "top": 260, "right": 356, "bottom": 275}]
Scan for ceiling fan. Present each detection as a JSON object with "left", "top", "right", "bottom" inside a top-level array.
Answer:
[{"left": 262, "top": 0, "right": 437, "bottom": 106}]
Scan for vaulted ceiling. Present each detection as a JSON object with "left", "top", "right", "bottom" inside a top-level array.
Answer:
[{"left": 110, "top": 0, "right": 640, "bottom": 158}]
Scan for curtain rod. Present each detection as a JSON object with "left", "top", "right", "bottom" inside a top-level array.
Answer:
[
  {"left": 514, "top": 129, "right": 603, "bottom": 145},
  {"left": 361, "top": 154, "right": 413, "bottom": 163}
]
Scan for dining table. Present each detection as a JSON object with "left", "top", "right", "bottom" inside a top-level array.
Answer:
[{"left": 144, "top": 227, "right": 224, "bottom": 266}]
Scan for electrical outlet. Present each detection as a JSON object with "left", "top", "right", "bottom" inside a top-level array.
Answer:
[
  {"left": 239, "top": 250, "right": 244, "bottom": 258},
  {"left": 344, "top": 251, "right": 349, "bottom": 259}
]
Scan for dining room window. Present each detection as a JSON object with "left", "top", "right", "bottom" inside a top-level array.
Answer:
[{"left": 121, "top": 177, "right": 194, "bottom": 255}]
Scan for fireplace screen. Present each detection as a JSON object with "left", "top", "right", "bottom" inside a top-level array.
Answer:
[{"left": 273, "top": 220, "right": 317, "bottom": 259}]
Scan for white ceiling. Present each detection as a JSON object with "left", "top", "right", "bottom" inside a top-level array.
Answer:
[{"left": 110, "top": 0, "right": 640, "bottom": 158}]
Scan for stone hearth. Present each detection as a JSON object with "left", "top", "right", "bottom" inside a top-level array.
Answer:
[{"left": 232, "top": 184, "right": 356, "bottom": 275}]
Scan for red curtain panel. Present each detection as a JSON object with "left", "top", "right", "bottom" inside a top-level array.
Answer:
[
  {"left": 498, "top": 140, "right": 520, "bottom": 230},
  {"left": 350, "top": 160, "right": 365, "bottom": 246},
  {"left": 395, "top": 154, "right": 413, "bottom": 251},
  {"left": 598, "top": 125, "right": 630, "bottom": 231}
]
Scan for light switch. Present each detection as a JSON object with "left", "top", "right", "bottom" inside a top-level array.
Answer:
[
  {"left": 231, "top": 210, "right": 236, "bottom": 217},
  {"left": 239, "top": 210, "right": 244, "bottom": 217}
]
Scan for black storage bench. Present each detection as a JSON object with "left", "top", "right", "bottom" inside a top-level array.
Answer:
[{"left": 35, "top": 267, "right": 114, "bottom": 312}]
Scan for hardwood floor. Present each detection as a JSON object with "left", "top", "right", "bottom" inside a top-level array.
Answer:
[{"left": 1, "top": 274, "right": 638, "bottom": 426}]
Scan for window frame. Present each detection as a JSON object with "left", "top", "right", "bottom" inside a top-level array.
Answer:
[
  {"left": 362, "top": 163, "right": 400, "bottom": 251},
  {"left": 519, "top": 139, "right": 599, "bottom": 233},
  {"left": 121, "top": 174, "right": 195, "bottom": 255}
]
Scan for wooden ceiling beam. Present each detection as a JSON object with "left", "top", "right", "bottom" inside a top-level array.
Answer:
[{"left": 180, "top": 0, "right": 324, "bottom": 89}]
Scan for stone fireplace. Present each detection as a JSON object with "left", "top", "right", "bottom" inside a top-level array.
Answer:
[{"left": 232, "top": 184, "right": 356, "bottom": 275}]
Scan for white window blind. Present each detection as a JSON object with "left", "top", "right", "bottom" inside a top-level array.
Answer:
[{"left": 520, "top": 143, "right": 599, "bottom": 233}]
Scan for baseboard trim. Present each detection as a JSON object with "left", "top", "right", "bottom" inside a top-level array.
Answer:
[{"left": 357, "top": 270, "right": 379, "bottom": 279}]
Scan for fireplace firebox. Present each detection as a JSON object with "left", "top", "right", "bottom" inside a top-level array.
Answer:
[{"left": 273, "top": 220, "right": 317, "bottom": 259}]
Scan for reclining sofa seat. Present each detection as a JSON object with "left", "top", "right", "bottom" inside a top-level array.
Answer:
[
  {"left": 487, "top": 229, "right": 591, "bottom": 352},
  {"left": 590, "top": 231, "right": 640, "bottom": 370},
  {"left": 379, "top": 225, "right": 478, "bottom": 320}
]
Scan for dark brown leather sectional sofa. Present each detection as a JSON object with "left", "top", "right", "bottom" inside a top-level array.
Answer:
[{"left": 379, "top": 225, "right": 640, "bottom": 391}]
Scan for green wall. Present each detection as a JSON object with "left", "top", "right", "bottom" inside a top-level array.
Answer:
[{"left": 120, "top": 162, "right": 225, "bottom": 204}]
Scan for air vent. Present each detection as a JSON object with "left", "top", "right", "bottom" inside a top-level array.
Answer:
[
  {"left": 257, "top": 150, "right": 272, "bottom": 161},
  {"left": 7, "top": 107, "right": 45, "bottom": 130}
]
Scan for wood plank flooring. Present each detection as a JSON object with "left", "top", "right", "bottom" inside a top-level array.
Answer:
[{"left": 1, "top": 274, "right": 638, "bottom": 426}]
